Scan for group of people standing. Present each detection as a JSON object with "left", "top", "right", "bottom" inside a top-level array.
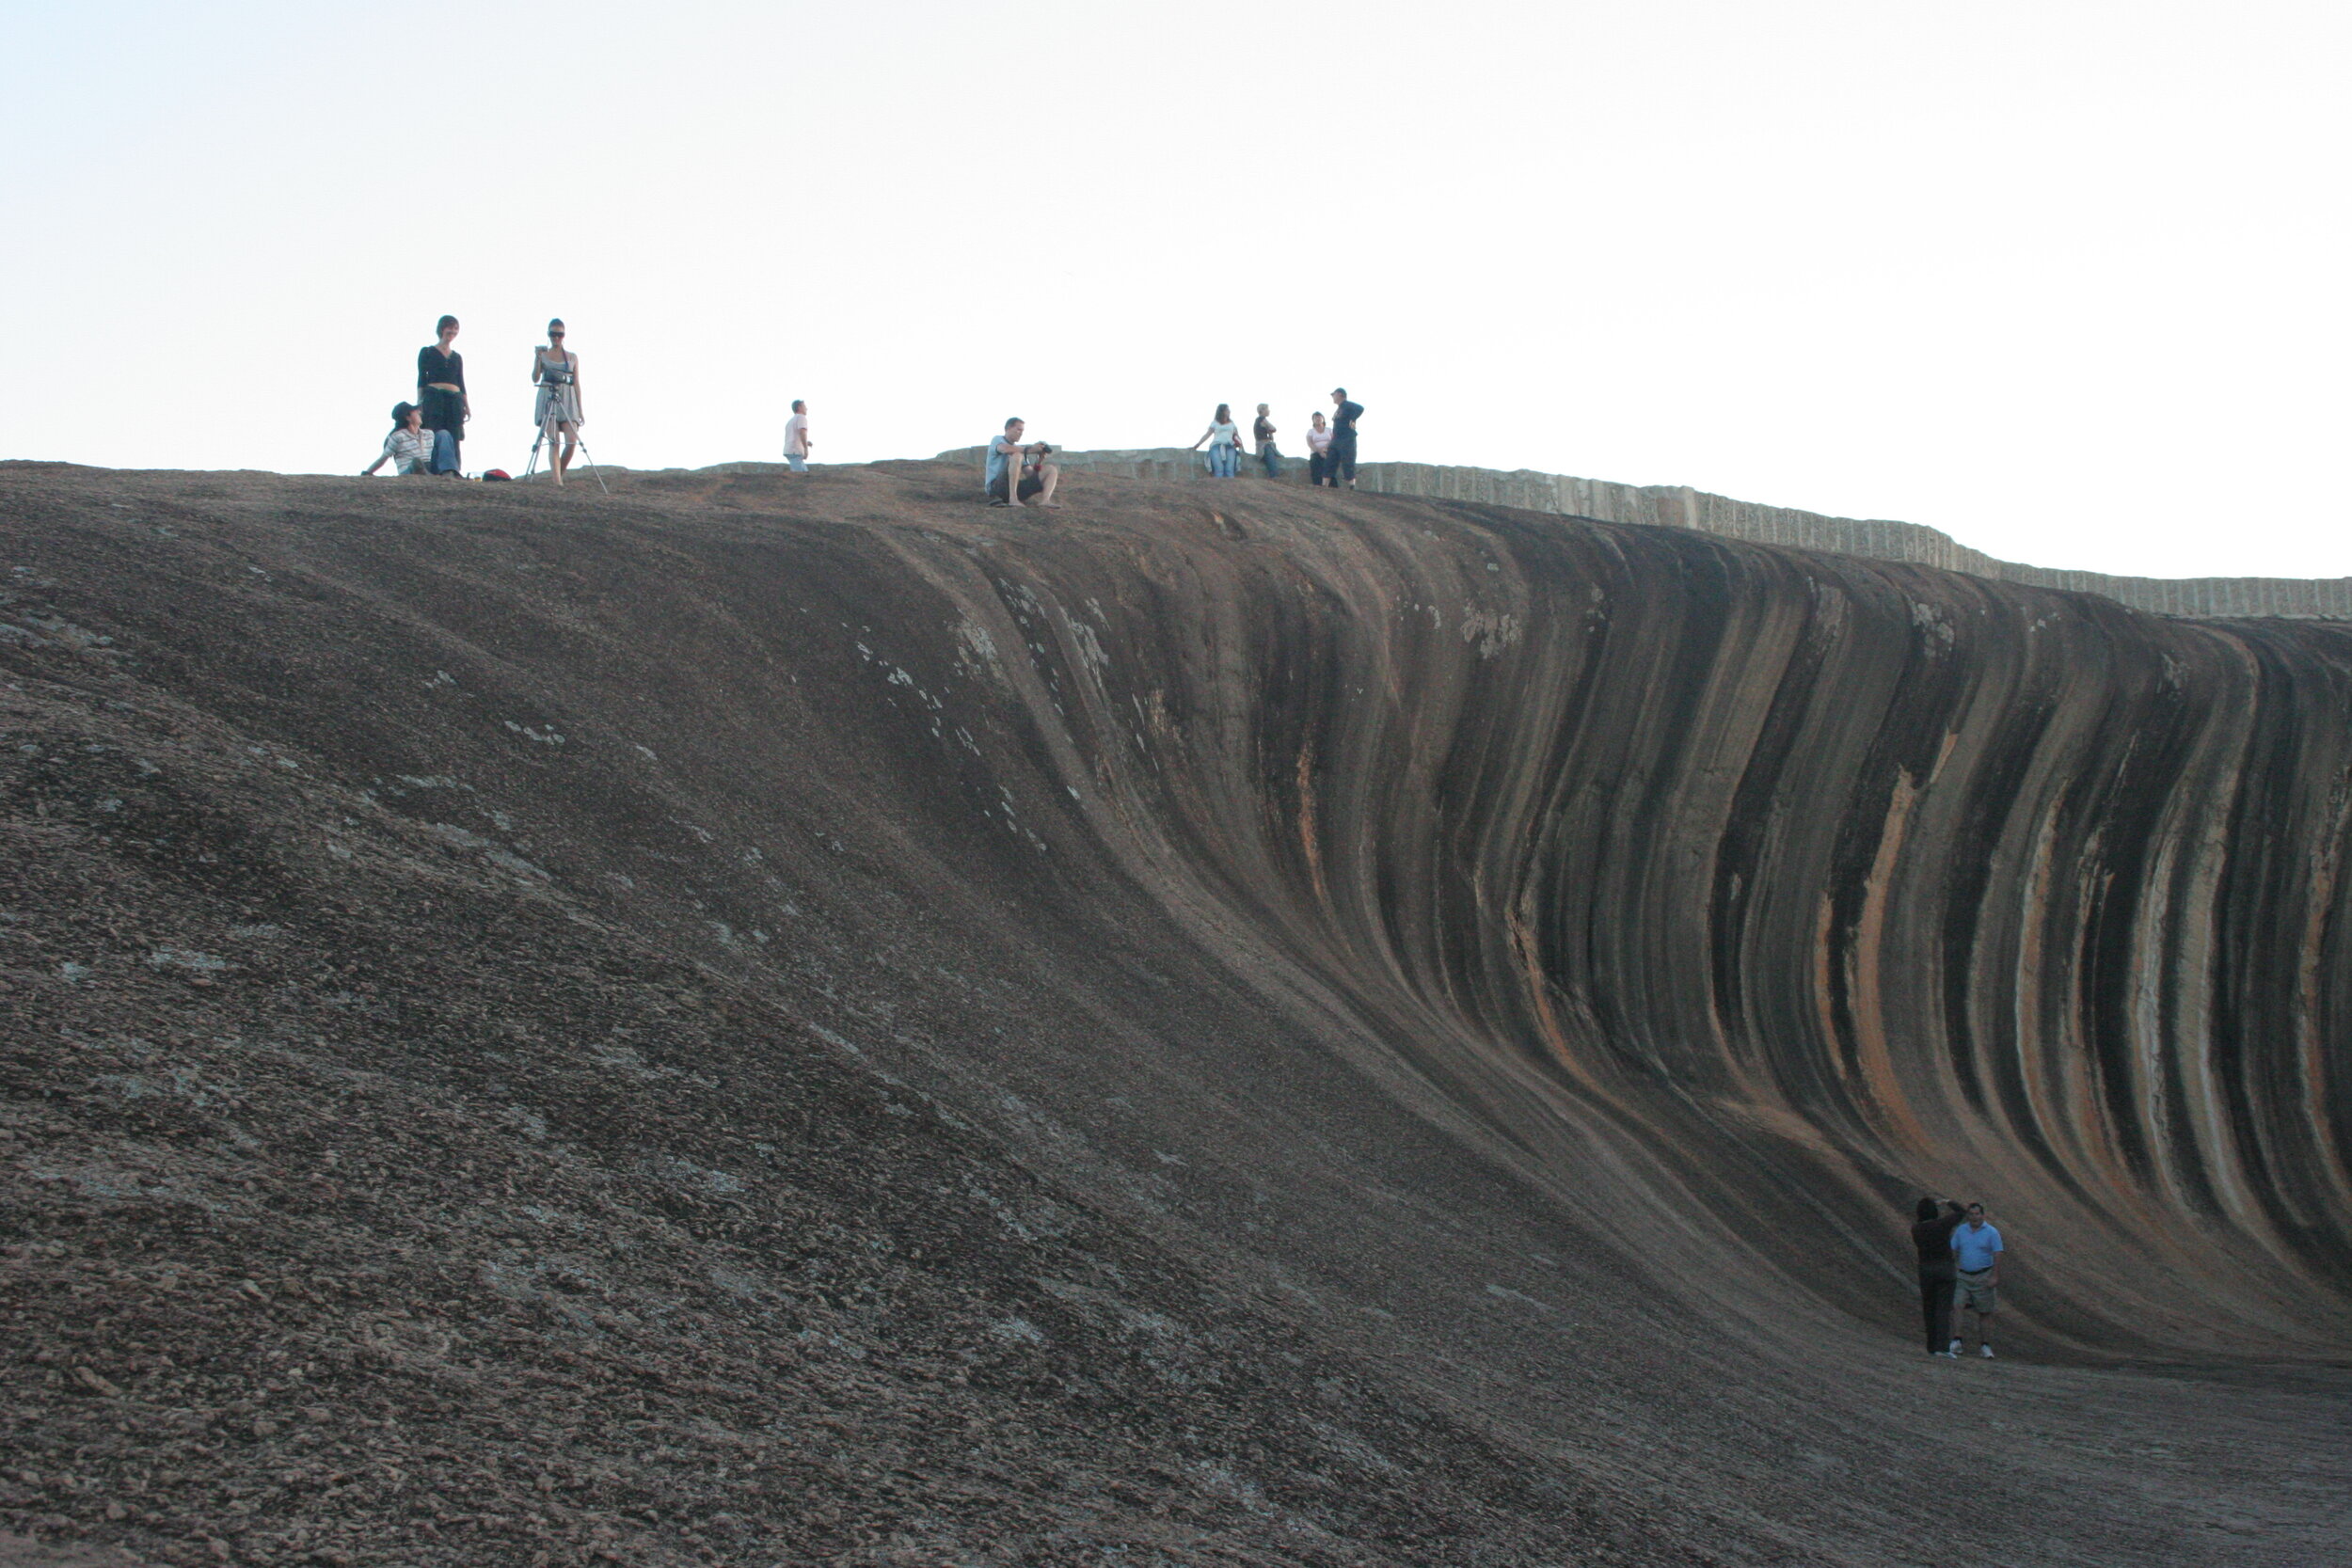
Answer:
[
  {"left": 364, "top": 316, "right": 1363, "bottom": 501},
  {"left": 1911, "top": 1197, "right": 2008, "bottom": 1358},
  {"left": 363, "top": 316, "right": 587, "bottom": 484},
  {"left": 1191, "top": 389, "right": 1364, "bottom": 487},
  {"left": 979, "top": 388, "right": 1367, "bottom": 512}
]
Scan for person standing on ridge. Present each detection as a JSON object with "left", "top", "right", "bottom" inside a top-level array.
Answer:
[
  {"left": 1305, "top": 410, "right": 1334, "bottom": 486},
  {"left": 1910, "top": 1196, "right": 1967, "bottom": 1356},
  {"left": 784, "top": 400, "right": 812, "bottom": 474},
  {"left": 1328, "top": 388, "right": 1363, "bottom": 488},
  {"left": 532, "top": 320, "right": 584, "bottom": 485},
  {"left": 416, "top": 315, "right": 469, "bottom": 477},
  {"left": 1950, "top": 1202, "right": 2005, "bottom": 1357},
  {"left": 1190, "top": 404, "right": 1242, "bottom": 478},
  {"left": 984, "top": 417, "right": 1060, "bottom": 509},
  {"left": 1252, "top": 403, "right": 1281, "bottom": 479}
]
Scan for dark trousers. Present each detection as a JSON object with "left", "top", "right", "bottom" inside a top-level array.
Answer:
[
  {"left": 1331, "top": 440, "right": 1358, "bottom": 483},
  {"left": 1309, "top": 451, "right": 1330, "bottom": 485},
  {"left": 1259, "top": 445, "right": 1281, "bottom": 479},
  {"left": 420, "top": 387, "right": 465, "bottom": 475},
  {"left": 1918, "top": 1268, "right": 1954, "bottom": 1351}
]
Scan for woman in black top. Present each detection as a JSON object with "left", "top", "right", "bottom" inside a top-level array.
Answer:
[
  {"left": 1911, "top": 1197, "right": 1968, "bottom": 1354},
  {"left": 416, "top": 315, "right": 469, "bottom": 478}
]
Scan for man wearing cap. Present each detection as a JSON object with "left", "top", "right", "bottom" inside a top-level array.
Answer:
[{"left": 1328, "top": 388, "right": 1363, "bottom": 489}]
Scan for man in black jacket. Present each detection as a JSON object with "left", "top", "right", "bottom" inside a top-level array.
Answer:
[
  {"left": 1911, "top": 1197, "right": 1968, "bottom": 1355},
  {"left": 1328, "top": 388, "right": 1363, "bottom": 488}
]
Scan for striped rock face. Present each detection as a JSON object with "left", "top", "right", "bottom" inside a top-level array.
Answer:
[
  {"left": 898, "top": 467, "right": 2352, "bottom": 1358},
  {"left": 2, "top": 459, "right": 2346, "bottom": 1565}
]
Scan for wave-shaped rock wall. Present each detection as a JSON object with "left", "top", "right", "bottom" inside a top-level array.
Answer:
[
  {"left": 892, "top": 473, "right": 2352, "bottom": 1354},
  {"left": 18, "top": 459, "right": 2352, "bottom": 1568},
  {"left": 8, "top": 461, "right": 2345, "bottom": 1374}
]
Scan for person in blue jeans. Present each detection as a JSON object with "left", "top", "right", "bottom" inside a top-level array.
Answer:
[
  {"left": 1252, "top": 404, "right": 1281, "bottom": 478},
  {"left": 783, "top": 400, "right": 811, "bottom": 473},
  {"left": 1949, "top": 1203, "right": 2006, "bottom": 1357},
  {"left": 1190, "top": 404, "right": 1242, "bottom": 478}
]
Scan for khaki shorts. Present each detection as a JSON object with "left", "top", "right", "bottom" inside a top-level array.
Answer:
[{"left": 1954, "top": 1270, "right": 1998, "bottom": 1314}]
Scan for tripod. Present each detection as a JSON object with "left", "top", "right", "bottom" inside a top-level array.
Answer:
[{"left": 524, "top": 378, "right": 609, "bottom": 494}]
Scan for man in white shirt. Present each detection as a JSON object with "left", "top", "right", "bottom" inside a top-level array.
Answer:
[{"left": 783, "top": 401, "right": 811, "bottom": 474}]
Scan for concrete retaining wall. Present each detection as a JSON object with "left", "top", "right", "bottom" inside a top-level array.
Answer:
[{"left": 935, "top": 446, "right": 2352, "bottom": 622}]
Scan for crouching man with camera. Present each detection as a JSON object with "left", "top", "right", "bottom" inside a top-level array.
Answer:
[{"left": 985, "top": 417, "right": 1061, "bottom": 509}]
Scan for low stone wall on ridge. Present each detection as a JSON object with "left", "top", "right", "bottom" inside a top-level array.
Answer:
[{"left": 933, "top": 445, "right": 2352, "bottom": 623}]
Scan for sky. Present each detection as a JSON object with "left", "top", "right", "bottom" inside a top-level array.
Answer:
[{"left": 2, "top": 0, "right": 2347, "bottom": 579}]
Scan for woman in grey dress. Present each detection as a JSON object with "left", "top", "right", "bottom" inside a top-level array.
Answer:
[{"left": 532, "top": 320, "right": 584, "bottom": 484}]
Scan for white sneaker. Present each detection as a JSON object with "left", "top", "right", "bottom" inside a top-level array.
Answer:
[
  {"left": 1948, "top": 1338, "right": 1963, "bottom": 1356},
  {"left": 1980, "top": 1344, "right": 1995, "bottom": 1359}
]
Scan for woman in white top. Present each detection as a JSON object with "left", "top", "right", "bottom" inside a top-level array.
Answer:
[
  {"left": 1189, "top": 403, "right": 1242, "bottom": 479},
  {"left": 363, "top": 403, "right": 435, "bottom": 477},
  {"left": 532, "top": 319, "right": 584, "bottom": 485},
  {"left": 1305, "top": 410, "right": 1335, "bottom": 487}
]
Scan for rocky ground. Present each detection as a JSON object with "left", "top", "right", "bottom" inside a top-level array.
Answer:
[{"left": 3, "top": 461, "right": 2347, "bottom": 1566}]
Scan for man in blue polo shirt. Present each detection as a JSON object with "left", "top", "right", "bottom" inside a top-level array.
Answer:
[
  {"left": 1949, "top": 1202, "right": 2005, "bottom": 1358},
  {"left": 984, "top": 417, "right": 1060, "bottom": 509}
]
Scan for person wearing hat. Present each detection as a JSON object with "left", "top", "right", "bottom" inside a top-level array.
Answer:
[
  {"left": 363, "top": 403, "right": 436, "bottom": 476},
  {"left": 1328, "top": 387, "right": 1363, "bottom": 488}
]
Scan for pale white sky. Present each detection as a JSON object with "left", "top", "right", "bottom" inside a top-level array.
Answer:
[{"left": 4, "top": 1, "right": 2346, "bottom": 578}]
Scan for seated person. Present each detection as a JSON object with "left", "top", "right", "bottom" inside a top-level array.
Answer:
[
  {"left": 985, "top": 417, "right": 1060, "bottom": 508},
  {"left": 363, "top": 403, "right": 436, "bottom": 477}
]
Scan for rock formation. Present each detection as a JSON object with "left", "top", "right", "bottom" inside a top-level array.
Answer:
[{"left": 3, "top": 458, "right": 2347, "bottom": 1566}]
